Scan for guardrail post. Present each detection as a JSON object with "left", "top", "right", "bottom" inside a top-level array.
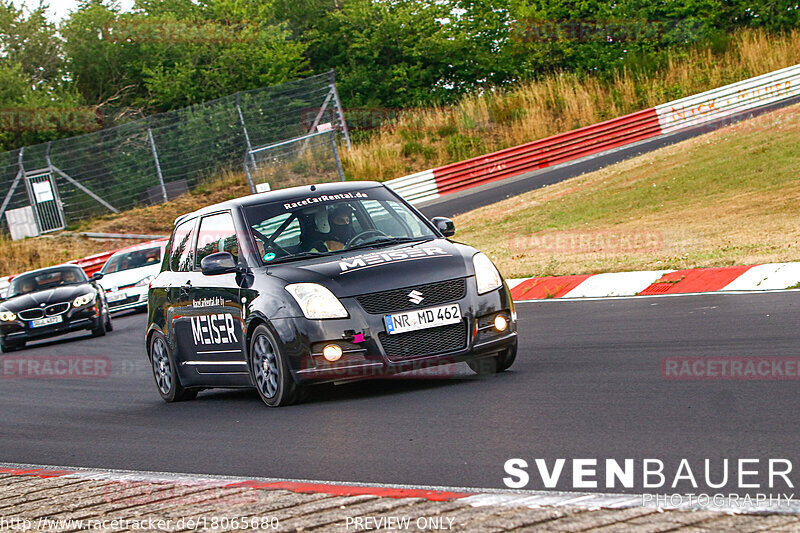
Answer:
[{"left": 146, "top": 118, "right": 168, "bottom": 203}]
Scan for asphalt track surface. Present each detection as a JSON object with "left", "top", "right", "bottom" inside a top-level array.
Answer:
[{"left": 2, "top": 291, "right": 799, "bottom": 495}]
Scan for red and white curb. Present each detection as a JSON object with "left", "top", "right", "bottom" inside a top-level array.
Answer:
[
  {"left": 1, "top": 462, "right": 798, "bottom": 515},
  {"left": 508, "top": 262, "right": 800, "bottom": 301}
]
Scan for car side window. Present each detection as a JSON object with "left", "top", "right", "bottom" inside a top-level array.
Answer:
[
  {"left": 169, "top": 218, "right": 197, "bottom": 272},
  {"left": 360, "top": 200, "right": 420, "bottom": 237},
  {"left": 195, "top": 212, "right": 240, "bottom": 268}
]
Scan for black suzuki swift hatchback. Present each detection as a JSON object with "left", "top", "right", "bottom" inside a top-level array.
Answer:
[{"left": 146, "top": 181, "right": 517, "bottom": 406}]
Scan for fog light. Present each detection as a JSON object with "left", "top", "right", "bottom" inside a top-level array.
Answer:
[
  {"left": 322, "top": 344, "right": 343, "bottom": 362},
  {"left": 494, "top": 315, "right": 508, "bottom": 332}
]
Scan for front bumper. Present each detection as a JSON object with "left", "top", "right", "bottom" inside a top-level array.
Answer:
[
  {"left": 270, "top": 277, "right": 517, "bottom": 384},
  {"left": 1, "top": 307, "right": 102, "bottom": 344},
  {"left": 106, "top": 286, "right": 148, "bottom": 312}
]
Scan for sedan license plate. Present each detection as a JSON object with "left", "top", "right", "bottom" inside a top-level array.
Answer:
[
  {"left": 384, "top": 304, "right": 461, "bottom": 335},
  {"left": 107, "top": 292, "right": 127, "bottom": 302},
  {"left": 30, "top": 315, "right": 63, "bottom": 328}
]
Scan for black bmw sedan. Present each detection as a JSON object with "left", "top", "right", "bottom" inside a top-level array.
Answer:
[
  {"left": 147, "top": 181, "right": 517, "bottom": 406},
  {"left": 0, "top": 265, "right": 112, "bottom": 352}
]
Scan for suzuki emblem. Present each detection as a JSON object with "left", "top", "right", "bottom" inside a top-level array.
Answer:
[{"left": 407, "top": 290, "right": 424, "bottom": 305}]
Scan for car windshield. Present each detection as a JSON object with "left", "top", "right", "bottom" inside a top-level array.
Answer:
[
  {"left": 7, "top": 266, "right": 88, "bottom": 297},
  {"left": 102, "top": 247, "right": 162, "bottom": 274},
  {"left": 243, "top": 187, "right": 437, "bottom": 265}
]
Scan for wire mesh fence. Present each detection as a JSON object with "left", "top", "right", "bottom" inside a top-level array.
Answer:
[
  {"left": 246, "top": 130, "right": 345, "bottom": 193},
  {"left": 0, "top": 70, "right": 349, "bottom": 237}
]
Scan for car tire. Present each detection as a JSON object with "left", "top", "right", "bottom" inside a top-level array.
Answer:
[
  {"left": 248, "top": 324, "right": 303, "bottom": 407},
  {"left": 1, "top": 339, "right": 23, "bottom": 352},
  {"left": 467, "top": 355, "right": 499, "bottom": 376},
  {"left": 467, "top": 340, "right": 517, "bottom": 376},
  {"left": 91, "top": 314, "right": 106, "bottom": 337},
  {"left": 498, "top": 339, "right": 517, "bottom": 371},
  {"left": 149, "top": 333, "right": 196, "bottom": 402}
]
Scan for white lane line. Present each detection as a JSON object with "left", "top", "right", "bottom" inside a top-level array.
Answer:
[{"left": 514, "top": 288, "right": 800, "bottom": 303}]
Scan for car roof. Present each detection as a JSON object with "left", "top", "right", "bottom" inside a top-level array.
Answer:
[
  {"left": 106, "top": 238, "right": 169, "bottom": 258},
  {"left": 13, "top": 264, "right": 86, "bottom": 278},
  {"left": 173, "top": 181, "right": 385, "bottom": 226}
]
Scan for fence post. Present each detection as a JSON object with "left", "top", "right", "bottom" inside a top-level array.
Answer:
[
  {"left": 146, "top": 118, "right": 168, "bottom": 203},
  {"left": 329, "top": 69, "right": 351, "bottom": 149},
  {"left": 0, "top": 147, "right": 25, "bottom": 225},
  {"left": 236, "top": 92, "right": 257, "bottom": 193},
  {"left": 330, "top": 130, "right": 345, "bottom": 181}
]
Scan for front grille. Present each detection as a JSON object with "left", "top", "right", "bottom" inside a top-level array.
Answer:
[
  {"left": 108, "top": 295, "right": 139, "bottom": 308},
  {"left": 18, "top": 308, "right": 44, "bottom": 320},
  {"left": 379, "top": 322, "right": 467, "bottom": 361},
  {"left": 46, "top": 302, "right": 70, "bottom": 316},
  {"left": 356, "top": 278, "right": 466, "bottom": 314}
]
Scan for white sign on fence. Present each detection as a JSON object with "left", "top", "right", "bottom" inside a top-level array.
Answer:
[{"left": 32, "top": 180, "right": 55, "bottom": 203}]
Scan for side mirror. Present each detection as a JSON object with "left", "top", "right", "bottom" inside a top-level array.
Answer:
[
  {"left": 431, "top": 217, "right": 455, "bottom": 237},
  {"left": 91, "top": 272, "right": 104, "bottom": 281},
  {"left": 201, "top": 252, "right": 238, "bottom": 276}
]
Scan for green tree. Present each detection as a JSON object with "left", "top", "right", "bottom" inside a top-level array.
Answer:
[
  {"left": 62, "top": 0, "right": 309, "bottom": 112},
  {"left": 0, "top": 2, "right": 82, "bottom": 151}
]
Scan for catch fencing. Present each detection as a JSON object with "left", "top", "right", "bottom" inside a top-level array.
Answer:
[{"left": 0, "top": 71, "right": 349, "bottom": 237}]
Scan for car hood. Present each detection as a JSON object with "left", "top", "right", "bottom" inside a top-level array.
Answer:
[
  {"left": 99, "top": 265, "right": 160, "bottom": 291},
  {"left": 262, "top": 239, "right": 477, "bottom": 297},
  {"left": 1, "top": 284, "right": 95, "bottom": 312}
]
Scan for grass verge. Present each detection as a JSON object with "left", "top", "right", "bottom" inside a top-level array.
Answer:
[{"left": 453, "top": 103, "right": 800, "bottom": 278}]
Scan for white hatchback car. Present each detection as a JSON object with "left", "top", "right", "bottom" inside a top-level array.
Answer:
[{"left": 99, "top": 240, "right": 167, "bottom": 313}]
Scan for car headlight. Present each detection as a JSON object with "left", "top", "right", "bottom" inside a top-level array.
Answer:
[
  {"left": 73, "top": 292, "right": 96, "bottom": 307},
  {"left": 0, "top": 310, "right": 17, "bottom": 322},
  {"left": 285, "top": 283, "right": 348, "bottom": 319},
  {"left": 134, "top": 275, "right": 155, "bottom": 287},
  {"left": 473, "top": 252, "right": 503, "bottom": 295}
]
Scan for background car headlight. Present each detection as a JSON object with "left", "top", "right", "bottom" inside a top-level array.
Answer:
[
  {"left": 0, "top": 310, "right": 16, "bottom": 321},
  {"left": 134, "top": 275, "right": 155, "bottom": 287},
  {"left": 73, "top": 292, "right": 96, "bottom": 307},
  {"left": 285, "top": 283, "right": 348, "bottom": 319},
  {"left": 473, "top": 252, "right": 503, "bottom": 295}
]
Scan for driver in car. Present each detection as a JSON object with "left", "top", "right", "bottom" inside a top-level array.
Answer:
[{"left": 324, "top": 204, "right": 354, "bottom": 251}]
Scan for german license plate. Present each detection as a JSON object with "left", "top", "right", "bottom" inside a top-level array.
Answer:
[
  {"left": 384, "top": 304, "right": 461, "bottom": 335},
  {"left": 107, "top": 292, "right": 127, "bottom": 302},
  {"left": 30, "top": 315, "right": 62, "bottom": 328}
]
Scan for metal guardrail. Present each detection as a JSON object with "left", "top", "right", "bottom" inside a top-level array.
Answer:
[{"left": 387, "top": 63, "right": 800, "bottom": 204}]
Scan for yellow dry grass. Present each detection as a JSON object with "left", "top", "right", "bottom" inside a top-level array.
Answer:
[{"left": 342, "top": 29, "right": 800, "bottom": 181}]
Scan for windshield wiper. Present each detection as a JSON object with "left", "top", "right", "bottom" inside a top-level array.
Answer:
[
  {"left": 267, "top": 251, "right": 333, "bottom": 265},
  {"left": 346, "top": 236, "right": 434, "bottom": 251}
]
